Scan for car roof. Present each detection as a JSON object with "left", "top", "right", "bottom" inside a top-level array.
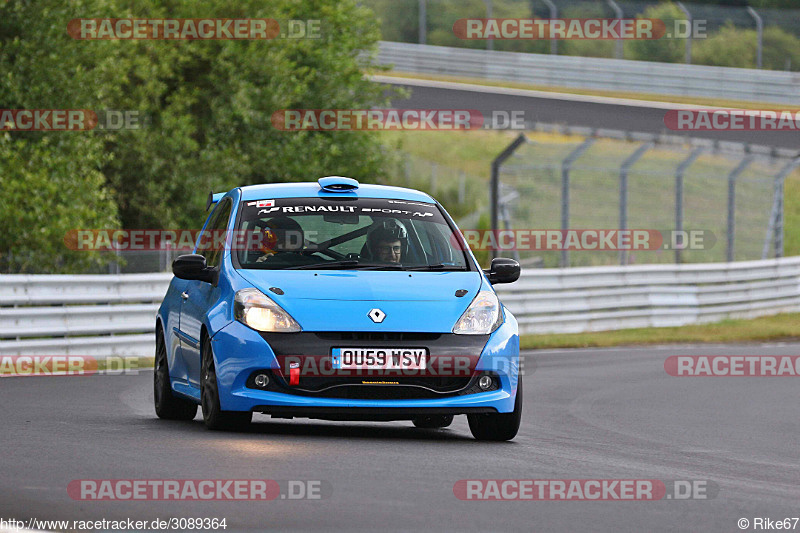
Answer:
[{"left": 237, "top": 182, "right": 436, "bottom": 204}]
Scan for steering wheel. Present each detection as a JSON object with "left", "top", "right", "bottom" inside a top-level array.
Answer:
[{"left": 299, "top": 240, "right": 345, "bottom": 260}]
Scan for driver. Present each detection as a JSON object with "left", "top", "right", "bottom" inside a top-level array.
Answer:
[
  {"left": 255, "top": 217, "right": 306, "bottom": 263},
  {"left": 366, "top": 219, "right": 408, "bottom": 264}
]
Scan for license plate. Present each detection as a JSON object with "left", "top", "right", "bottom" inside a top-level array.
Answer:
[{"left": 331, "top": 348, "right": 427, "bottom": 370}]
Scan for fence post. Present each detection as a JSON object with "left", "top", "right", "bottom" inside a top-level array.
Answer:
[
  {"left": 675, "top": 148, "right": 704, "bottom": 264},
  {"left": 490, "top": 134, "right": 528, "bottom": 260},
  {"left": 676, "top": 2, "right": 692, "bottom": 64},
  {"left": 619, "top": 142, "right": 652, "bottom": 265},
  {"left": 418, "top": 0, "right": 426, "bottom": 45},
  {"left": 606, "top": 0, "right": 624, "bottom": 59},
  {"left": 726, "top": 155, "right": 754, "bottom": 262},
  {"left": 499, "top": 199, "right": 521, "bottom": 262},
  {"left": 114, "top": 248, "right": 121, "bottom": 274},
  {"left": 484, "top": 0, "right": 493, "bottom": 50},
  {"left": 762, "top": 157, "right": 800, "bottom": 259},
  {"left": 747, "top": 7, "right": 763, "bottom": 69},
  {"left": 541, "top": 0, "right": 558, "bottom": 55},
  {"left": 776, "top": 177, "right": 785, "bottom": 259},
  {"left": 561, "top": 137, "right": 596, "bottom": 267},
  {"left": 166, "top": 243, "right": 174, "bottom": 273}
]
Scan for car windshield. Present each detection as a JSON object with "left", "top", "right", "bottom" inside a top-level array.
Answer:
[{"left": 234, "top": 197, "right": 470, "bottom": 271}]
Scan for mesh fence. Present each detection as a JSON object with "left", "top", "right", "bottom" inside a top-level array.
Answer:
[
  {"left": 497, "top": 135, "right": 783, "bottom": 267},
  {"left": 385, "top": 137, "right": 791, "bottom": 269}
]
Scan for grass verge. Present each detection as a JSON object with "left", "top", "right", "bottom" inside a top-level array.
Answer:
[{"left": 520, "top": 313, "right": 800, "bottom": 350}]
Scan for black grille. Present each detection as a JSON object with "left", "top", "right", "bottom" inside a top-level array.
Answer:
[
  {"left": 247, "top": 370, "right": 499, "bottom": 400},
  {"left": 316, "top": 384, "right": 464, "bottom": 400},
  {"left": 253, "top": 331, "right": 492, "bottom": 400},
  {"left": 315, "top": 332, "right": 441, "bottom": 342},
  {"left": 259, "top": 331, "right": 489, "bottom": 358}
]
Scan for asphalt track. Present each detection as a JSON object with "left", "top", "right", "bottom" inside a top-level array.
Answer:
[
  {"left": 2, "top": 344, "right": 799, "bottom": 532},
  {"left": 382, "top": 76, "right": 800, "bottom": 151}
]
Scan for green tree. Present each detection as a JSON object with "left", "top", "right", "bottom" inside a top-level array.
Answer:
[
  {"left": 363, "top": 0, "right": 419, "bottom": 43},
  {"left": 692, "top": 22, "right": 757, "bottom": 68},
  {"left": 0, "top": 134, "right": 119, "bottom": 273},
  {"left": 0, "top": 0, "right": 121, "bottom": 272},
  {"left": 559, "top": 1, "right": 616, "bottom": 59},
  {"left": 762, "top": 26, "right": 800, "bottom": 71},
  {"left": 667, "top": 20, "right": 800, "bottom": 70},
  {"left": 626, "top": 2, "right": 687, "bottom": 64},
  {"left": 1, "top": 0, "right": 396, "bottom": 239}
]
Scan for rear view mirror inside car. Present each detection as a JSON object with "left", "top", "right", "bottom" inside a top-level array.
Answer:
[{"left": 323, "top": 213, "right": 360, "bottom": 224}]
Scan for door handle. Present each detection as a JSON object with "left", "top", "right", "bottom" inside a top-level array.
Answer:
[{"left": 181, "top": 291, "right": 189, "bottom": 300}]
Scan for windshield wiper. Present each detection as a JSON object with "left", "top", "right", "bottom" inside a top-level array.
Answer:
[
  {"left": 286, "top": 260, "right": 359, "bottom": 270},
  {"left": 357, "top": 264, "right": 406, "bottom": 270},
  {"left": 404, "top": 264, "right": 468, "bottom": 271},
  {"left": 287, "top": 261, "right": 404, "bottom": 270}
]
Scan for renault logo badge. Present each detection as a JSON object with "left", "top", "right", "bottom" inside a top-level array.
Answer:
[{"left": 368, "top": 308, "right": 386, "bottom": 323}]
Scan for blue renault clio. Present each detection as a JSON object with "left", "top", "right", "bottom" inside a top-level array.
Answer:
[{"left": 155, "top": 177, "right": 522, "bottom": 440}]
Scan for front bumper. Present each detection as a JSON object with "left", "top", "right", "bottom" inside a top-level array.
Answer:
[{"left": 208, "top": 312, "right": 520, "bottom": 417}]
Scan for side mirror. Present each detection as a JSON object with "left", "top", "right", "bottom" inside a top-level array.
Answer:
[
  {"left": 483, "top": 257, "right": 521, "bottom": 285},
  {"left": 172, "top": 254, "right": 217, "bottom": 284}
]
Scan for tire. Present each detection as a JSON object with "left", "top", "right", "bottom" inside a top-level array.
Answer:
[
  {"left": 412, "top": 415, "right": 454, "bottom": 429},
  {"left": 154, "top": 326, "right": 198, "bottom": 421},
  {"left": 467, "top": 379, "right": 523, "bottom": 441},
  {"left": 200, "top": 334, "right": 252, "bottom": 431}
]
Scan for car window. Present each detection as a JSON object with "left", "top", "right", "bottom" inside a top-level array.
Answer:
[
  {"left": 234, "top": 197, "right": 470, "bottom": 271},
  {"left": 297, "top": 214, "right": 374, "bottom": 257},
  {"left": 201, "top": 199, "right": 232, "bottom": 269}
]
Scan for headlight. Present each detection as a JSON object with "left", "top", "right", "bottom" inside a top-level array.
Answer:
[
  {"left": 234, "top": 288, "right": 301, "bottom": 333},
  {"left": 452, "top": 290, "right": 503, "bottom": 335}
]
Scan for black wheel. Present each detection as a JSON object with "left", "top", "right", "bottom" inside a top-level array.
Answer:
[
  {"left": 412, "top": 415, "right": 454, "bottom": 429},
  {"left": 154, "top": 326, "right": 198, "bottom": 421},
  {"left": 467, "top": 379, "right": 523, "bottom": 441},
  {"left": 201, "top": 334, "right": 252, "bottom": 431}
]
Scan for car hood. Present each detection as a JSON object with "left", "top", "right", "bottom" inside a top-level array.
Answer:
[{"left": 235, "top": 269, "right": 484, "bottom": 333}]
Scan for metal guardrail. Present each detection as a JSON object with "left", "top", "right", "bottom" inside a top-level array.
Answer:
[
  {"left": 494, "top": 256, "right": 800, "bottom": 334},
  {"left": 1, "top": 258, "right": 798, "bottom": 354},
  {"left": 377, "top": 41, "right": 800, "bottom": 104},
  {"left": 0, "top": 273, "right": 170, "bottom": 357}
]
